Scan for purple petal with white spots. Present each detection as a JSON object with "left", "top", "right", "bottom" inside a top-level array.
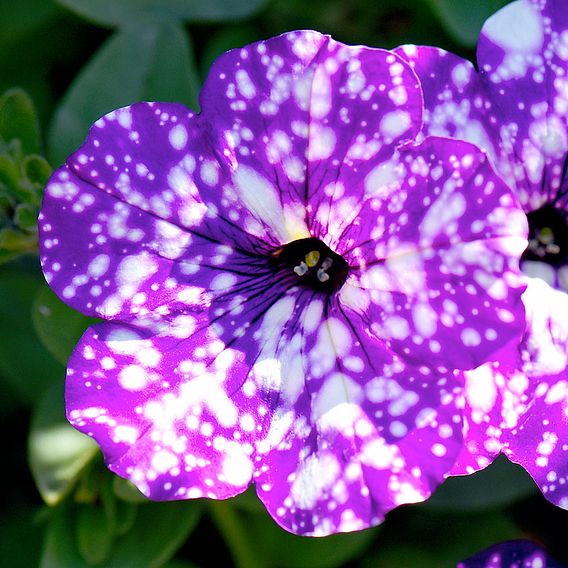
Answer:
[
  {"left": 40, "top": 30, "right": 530, "bottom": 535},
  {"left": 397, "top": 0, "right": 568, "bottom": 512},
  {"left": 338, "top": 136, "right": 528, "bottom": 371},
  {"left": 396, "top": 0, "right": 568, "bottom": 212},
  {"left": 458, "top": 540, "right": 566, "bottom": 568},
  {"left": 453, "top": 279, "right": 568, "bottom": 509},
  {"left": 199, "top": 32, "right": 422, "bottom": 243},
  {"left": 67, "top": 316, "right": 273, "bottom": 500},
  {"left": 255, "top": 309, "right": 464, "bottom": 535}
]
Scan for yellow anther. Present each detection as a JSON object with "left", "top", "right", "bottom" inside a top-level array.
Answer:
[
  {"left": 538, "top": 227, "right": 554, "bottom": 245},
  {"left": 305, "top": 250, "right": 320, "bottom": 267}
]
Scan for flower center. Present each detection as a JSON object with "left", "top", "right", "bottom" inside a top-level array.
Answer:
[
  {"left": 520, "top": 204, "right": 568, "bottom": 290},
  {"left": 522, "top": 204, "right": 568, "bottom": 267},
  {"left": 271, "top": 237, "right": 349, "bottom": 293}
]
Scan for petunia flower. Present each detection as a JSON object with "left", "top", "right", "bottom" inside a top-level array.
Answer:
[
  {"left": 39, "top": 31, "right": 527, "bottom": 536},
  {"left": 396, "top": 0, "right": 568, "bottom": 510},
  {"left": 458, "top": 540, "right": 566, "bottom": 568}
]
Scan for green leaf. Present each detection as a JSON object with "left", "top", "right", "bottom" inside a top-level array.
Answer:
[
  {"left": 427, "top": 0, "right": 509, "bottom": 47},
  {"left": 112, "top": 476, "right": 149, "bottom": 504},
  {"left": 54, "top": 0, "right": 268, "bottom": 27},
  {"left": 77, "top": 505, "right": 114, "bottom": 565},
  {"left": 41, "top": 506, "right": 89, "bottom": 568},
  {"left": 14, "top": 202, "right": 39, "bottom": 230},
  {"left": 42, "top": 499, "right": 201, "bottom": 568},
  {"left": 29, "top": 380, "right": 99, "bottom": 505},
  {"left": 424, "top": 454, "right": 538, "bottom": 511},
  {"left": 364, "top": 509, "right": 521, "bottom": 568},
  {"left": 101, "top": 474, "right": 138, "bottom": 536},
  {"left": 0, "top": 508, "right": 44, "bottom": 568},
  {"left": 0, "top": 0, "right": 60, "bottom": 51},
  {"left": 244, "top": 508, "right": 378, "bottom": 568},
  {"left": 0, "top": 268, "right": 64, "bottom": 404},
  {"left": 0, "top": 88, "right": 41, "bottom": 154},
  {"left": 104, "top": 501, "right": 201, "bottom": 568},
  {"left": 0, "top": 226, "right": 37, "bottom": 253},
  {"left": 48, "top": 21, "right": 200, "bottom": 165},
  {"left": 112, "top": 500, "right": 138, "bottom": 536},
  {"left": 32, "top": 284, "right": 95, "bottom": 366},
  {"left": 23, "top": 154, "right": 53, "bottom": 188},
  {"left": 0, "top": 154, "right": 26, "bottom": 199},
  {"left": 161, "top": 562, "right": 200, "bottom": 568}
]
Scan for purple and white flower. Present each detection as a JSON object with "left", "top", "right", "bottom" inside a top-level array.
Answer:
[
  {"left": 39, "top": 31, "right": 527, "bottom": 535},
  {"left": 396, "top": 0, "right": 568, "bottom": 510},
  {"left": 458, "top": 540, "right": 566, "bottom": 568}
]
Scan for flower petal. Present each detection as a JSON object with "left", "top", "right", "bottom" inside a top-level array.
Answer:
[
  {"left": 398, "top": 0, "right": 568, "bottom": 212},
  {"left": 394, "top": 45, "right": 506, "bottom": 176},
  {"left": 455, "top": 279, "right": 568, "bottom": 511},
  {"left": 66, "top": 313, "right": 276, "bottom": 501},
  {"left": 200, "top": 31, "right": 422, "bottom": 245},
  {"left": 458, "top": 539, "right": 565, "bottom": 568},
  {"left": 339, "top": 136, "right": 528, "bottom": 371},
  {"left": 477, "top": 0, "right": 568, "bottom": 209},
  {"left": 65, "top": 101, "right": 292, "bottom": 247},
  {"left": 254, "top": 306, "right": 463, "bottom": 536},
  {"left": 39, "top": 165, "right": 278, "bottom": 320}
]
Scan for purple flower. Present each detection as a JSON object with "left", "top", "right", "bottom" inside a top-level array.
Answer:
[
  {"left": 39, "top": 31, "right": 527, "bottom": 536},
  {"left": 458, "top": 540, "right": 566, "bottom": 568},
  {"left": 396, "top": 0, "right": 568, "bottom": 510}
]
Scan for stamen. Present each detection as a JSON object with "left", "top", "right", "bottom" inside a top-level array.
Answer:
[
  {"left": 305, "top": 250, "right": 320, "bottom": 267},
  {"left": 270, "top": 237, "right": 349, "bottom": 294},
  {"left": 294, "top": 261, "right": 308, "bottom": 276},
  {"left": 317, "top": 269, "right": 330, "bottom": 282}
]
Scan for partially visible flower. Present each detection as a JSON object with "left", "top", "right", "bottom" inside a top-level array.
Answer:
[
  {"left": 396, "top": 0, "right": 568, "bottom": 510},
  {"left": 458, "top": 540, "right": 566, "bottom": 568},
  {"left": 39, "top": 31, "right": 527, "bottom": 535}
]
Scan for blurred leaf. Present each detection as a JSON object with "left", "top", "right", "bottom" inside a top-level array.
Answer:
[
  {"left": 14, "top": 202, "right": 39, "bottom": 230},
  {"left": 424, "top": 454, "right": 538, "bottom": 511},
  {"left": 77, "top": 505, "right": 114, "bottom": 565},
  {"left": 245, "top": 508, "right": 378, "bottom": 568},
  {"left": 0, "top": 88, "right": 41, "bottom": 153},
  {"left": 231, "top": 485, "right": 266, "bottom": 514},
  {"left": 0, "top": 226, "right": 37, "bottom": 252},
  {"left": 427, "top": 0, "right": 509, "bottom": 47},
  {"left": 32, "top": 284, "right": 95, "bottom": 365},
  {"left": 364, "top": 509, "right": 521, "bottom": 568},
  {"left": 0, "top": 154, "right": 25, "bottom": 198},
  {"left": 23, "top": 154, "right": 52, "bottom": 188},
  {"left": 200, "top": 25, "right": 259, "bottom": 81},
  {"left": 0, "top": 268, "right": 64, "bottom": 404},
  {"left": 54, "top": 0, "right": 268, "bottom": 27},
  {"left": 161, "top": 562, "right": 200, "bottom": 568},
  {"left": 112, "top": 475, "right": 149, "bottom": 504},
  {"left": 41, "top": 506, "right": 88, "bottom": 568},
  {"left": 48, "top": 21, "right": 199, "bottom": 164},
  {"left": 42, "top": 499, "right": 201, "bottom": 568},
  {"left": 101, "top": 474, "right": 138, "bottom": 536},
  {"left": 112, "top": 500, "right": 138, "bottom": 536},
  {"left": 0, "top": 509, "right": 44, "bottom": 568},
  {"left": 105, "top": 501, "right": 201, "bottom": 568},
  {"left": 29, "top": 380, "right": 99, "bottom": 505},
  {"left": 0, "top": 0, "right": 60, "bottom": 50}
]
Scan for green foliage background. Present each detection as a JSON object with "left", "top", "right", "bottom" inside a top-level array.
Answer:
[{"left": 1, "top": 0, "right": 567, "bottom": 566}]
